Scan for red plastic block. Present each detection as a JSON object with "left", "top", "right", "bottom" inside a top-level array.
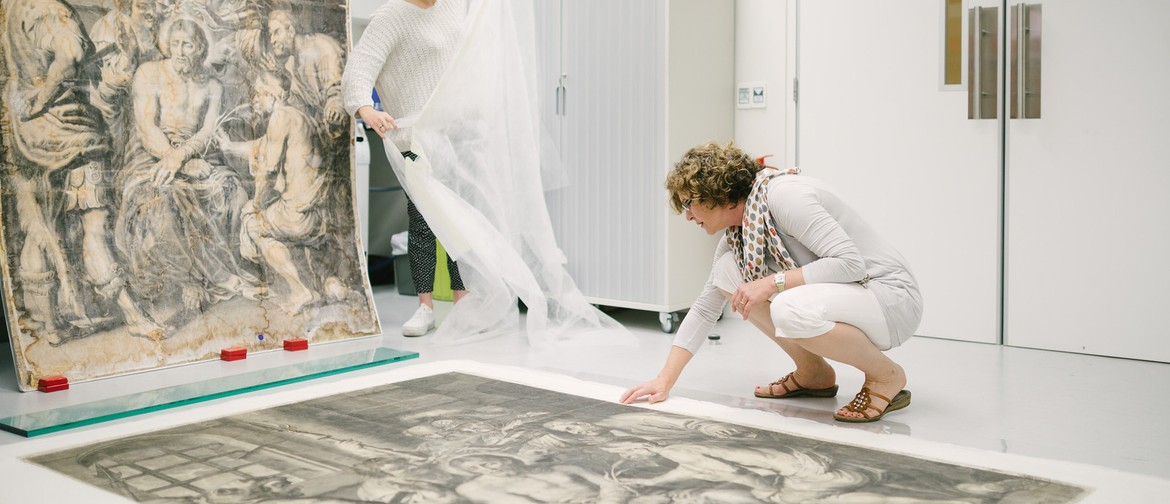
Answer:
[
  {"left": 221, "top": 347, "right": 248, "bottom": 361},
  {"left": 283, "top": 338, "right": 309, "bottom": 351},
  {"left": 38, "top": 375, "right": 69, "bottom": 393}
]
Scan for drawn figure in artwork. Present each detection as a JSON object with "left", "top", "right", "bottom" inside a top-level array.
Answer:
[
  {"left": 598, "top": 411, "right": 760, "bottom": 442},
  {"left": 608, "top": 442, "right": 879, "bottom": 504},
  {"left": 537, "top": 414, "right": 875, "bottom": 503},
  {"left": 446, "top": 453, "right": 632, "bottom": 503},
  {"left": 89, "top": 0, "right": 166, "bottom": 165},
  {"left": 197, "top": 0, "right": 267, "bottom": 123},
  {"left": 218, "top": 71, "right": 355, "bottom": 314},
  {"left": 0, "top": 0, "right": 161, "bottom": 344},
  {"left": 266, "top": 6, "right": 348, "bottom": 140},
  {"left": 115, "top": 16, "right": 262, "bottom": 323}
]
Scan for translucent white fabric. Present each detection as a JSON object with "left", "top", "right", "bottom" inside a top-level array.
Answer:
[{"left": 382, "top": 0, "right": 631, "bottom": 347}]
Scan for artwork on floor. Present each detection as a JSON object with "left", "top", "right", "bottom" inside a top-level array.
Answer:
[
  {"left": 29, "top": 372, "right": 1087, "bottom": 503},
  {"left": 0, "top": 0, "right": 378, "bottom": 390}
]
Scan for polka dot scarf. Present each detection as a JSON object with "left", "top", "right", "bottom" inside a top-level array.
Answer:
[{"left": 727, "top": 167, "right": 799, "bottom": 282}]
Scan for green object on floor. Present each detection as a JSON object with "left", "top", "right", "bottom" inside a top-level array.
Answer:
[
  {"left": 392, "top": 239, "right": 454, "bottom": 299},
  {"left": 433, "top": 239, "right": 453, "bottom": 301}
]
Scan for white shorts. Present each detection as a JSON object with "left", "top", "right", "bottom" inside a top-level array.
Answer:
[{"left": 713, "top": 253, "right": 892, "bottom": 350}]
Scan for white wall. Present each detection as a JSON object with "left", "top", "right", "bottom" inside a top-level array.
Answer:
[
  {"left": 352, "top": 20, "right": 368, "bottom": 43},
  {"left": 350, "top": 0, "right": 383, "bottom": 22},
  {"left": 733, "top": 0, "right": 788, "bottom": 165},
  {"left": 351, "top": 0, "right": 383, "bottom": 42}
]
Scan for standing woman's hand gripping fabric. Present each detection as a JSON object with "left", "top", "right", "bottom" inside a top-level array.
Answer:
[{"left": 357, "top": 105, "right": 398, "bottom": 139}]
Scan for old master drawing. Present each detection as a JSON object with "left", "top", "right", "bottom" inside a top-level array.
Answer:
[
  {"left": 31, "top": 373, "right": 1088, "bottom": 503},
  {"left": 0, "top": 0, "right": 378, "bottom": 390}
]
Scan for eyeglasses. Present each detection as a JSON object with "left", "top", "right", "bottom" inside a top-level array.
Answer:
[{"left": 681, "top": 198, "right": 694, "bottom": 211}]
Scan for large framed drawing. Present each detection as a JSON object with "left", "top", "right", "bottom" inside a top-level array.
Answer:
[
  {"left": 13, "top": 366, "right": 1094, "bottom": 502},
  {"left": 5, "top": 361, "right": 1167, "bottom": 502},
  {"left": 0, "top": 0, "right": 379, "bottom": 391}
]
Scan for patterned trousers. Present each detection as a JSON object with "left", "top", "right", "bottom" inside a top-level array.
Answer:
[{"left": 403, "top": 151, "right": 465, "bottom": 293}]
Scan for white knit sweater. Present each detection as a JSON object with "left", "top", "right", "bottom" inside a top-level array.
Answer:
[{"left": 342, "top": 0, "right": 467, "bottom": 147}]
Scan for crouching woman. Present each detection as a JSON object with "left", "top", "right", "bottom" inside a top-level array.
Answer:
[{"left": 621, "top": 142, "right": 922, "bottom": 422}]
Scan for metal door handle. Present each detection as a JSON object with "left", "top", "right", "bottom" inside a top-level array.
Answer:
[
  {"left": 1011, "top": 3, "right": 1042, "bottom": 119},
  {"left": 969, "top": 6, "right": 999, "bottom": 120}
]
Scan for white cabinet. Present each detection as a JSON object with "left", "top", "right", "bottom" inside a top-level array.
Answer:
[
  {"left": 537, "top": 0, "right": 734, "bottom": 331},
  {"left": 796, "top": 0, "right": 1170, "bottom": 362}
]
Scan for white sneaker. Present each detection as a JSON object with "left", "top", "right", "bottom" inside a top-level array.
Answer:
[{"left": 402, "top": 304, "right": 435, "bottom": 337}]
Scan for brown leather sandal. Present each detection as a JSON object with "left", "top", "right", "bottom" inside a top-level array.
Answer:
[
  {"left": 754, "top": 372, "right": 839, "bottom": 399},
  {"left": 833, "top": 387, "right": 911, "bottom": 423}
]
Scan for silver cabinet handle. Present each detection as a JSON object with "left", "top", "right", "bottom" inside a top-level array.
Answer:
[
  {"left": 556, "top": 85, "right": 563, "bottom": 116},
  {"left": 969, "top": 6, "right": 999, "bottom": 120},
  {"left": 558, "top": 73, "right": 567, "bottom": 116}
]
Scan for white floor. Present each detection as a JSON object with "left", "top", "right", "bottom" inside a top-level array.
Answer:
[{"left": 3, "top": 283, "right": 1169, "bottom": 485}]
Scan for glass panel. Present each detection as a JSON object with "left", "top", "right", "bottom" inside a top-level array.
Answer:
[
  {"left": 0, "top": 347, "right": 418, "bottom": 437},
  {"left": 945, "top": 0, "right": 963, "bottom": 85}
]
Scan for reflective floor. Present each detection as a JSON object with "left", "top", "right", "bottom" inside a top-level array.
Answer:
[{"left": 3, "top": 283, "right": 1169, "bottom": 481}]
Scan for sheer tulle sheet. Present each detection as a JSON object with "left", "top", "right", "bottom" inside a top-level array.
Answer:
[{"left": 382, "top": 0, "right": 632, "bottom": 347}]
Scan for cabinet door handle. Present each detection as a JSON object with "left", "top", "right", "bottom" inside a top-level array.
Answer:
[
  {"left": 558, "top": 73, "right": 568, "bottom": 116},
  {"left": 1011, "top": 3, "right": 1042, "bottom": 119},
  {"left": 969, "top": 6, "right": 999, "bottom": 120}
]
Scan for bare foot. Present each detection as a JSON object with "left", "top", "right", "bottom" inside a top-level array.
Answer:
[
  {"left": 39, "top": 329, "right": 64, "bottom": 346},
  {"left": 835, "top": 364, "right": 907, "bottom": 421},
  {"left": 126, "top": 319, "right": 165, "bottom": 339},
  {"left": 181, "top": 284, "right": 205, "bottom": 311}
]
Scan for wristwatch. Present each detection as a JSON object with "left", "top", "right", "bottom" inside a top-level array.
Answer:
[{"left": 774, "top": 272, "right": 786, "bottom": 293}]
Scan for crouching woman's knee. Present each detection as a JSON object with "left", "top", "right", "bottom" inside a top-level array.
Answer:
[{"left": 770, "top": 291, "right": 834, "bottom": 340}]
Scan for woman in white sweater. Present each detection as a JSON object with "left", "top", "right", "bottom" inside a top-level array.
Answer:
[
  {"left": 622, "top": 142, "right": 923, "bottom": 423},
  {"left": 341, "top": 0, "right": 468, "bottom": 337}
]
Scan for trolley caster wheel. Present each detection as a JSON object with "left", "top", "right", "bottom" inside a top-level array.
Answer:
[{"left": 659, "top": 312, "right": 679, "bottom": 333}]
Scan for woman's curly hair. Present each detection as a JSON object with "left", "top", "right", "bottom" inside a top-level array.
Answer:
[{"left": 665, "top": 141, "right": 762, "bottom": 214}]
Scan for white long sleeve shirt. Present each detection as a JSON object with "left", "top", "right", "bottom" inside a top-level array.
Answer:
[
  {"left": 341, "top": 0, "right": 467, "bottom": 147},
  {"left": 672, "top": 175, "right": 923, "bottom": 354}
]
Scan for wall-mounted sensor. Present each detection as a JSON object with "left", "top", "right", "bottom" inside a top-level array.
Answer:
[{"left": 736, "top": 82, "right": 767, "bottom": 109}]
